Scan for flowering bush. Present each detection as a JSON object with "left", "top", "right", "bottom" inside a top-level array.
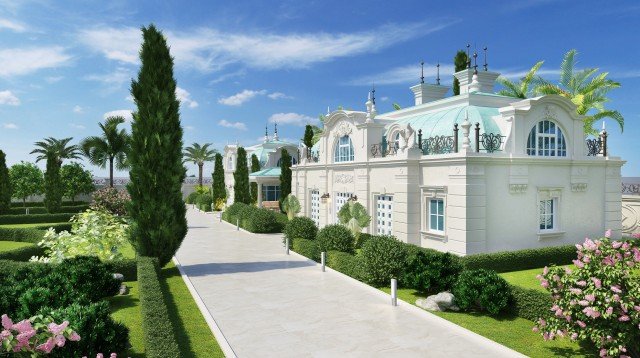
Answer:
[
  {"left": 90, "top": 187, "right": 130, "bottom": 216},
  {"left": 31, "top": 210, "right": 130, "bottom": 263},
  {"left": 1, "top": 314, "right": 80, "bottom": 355},
  {"left": 534, "top": 235, "right": 640, "bottom": 357}
]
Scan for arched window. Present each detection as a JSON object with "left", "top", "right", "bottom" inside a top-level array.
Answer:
[
  {"left": 227, "top": 156, "right": 234, "bottom": 170},
  {"left": 393, "top": 132, "right": 401, "bottom": 150},
  {"left": 276, "top": 156, "right": 297, "bottom": 167},
  {"left": 334, "top": 135, "right": 354, "bottom": 162},
  {"left": 526, "top": 120, "right": 567, "bottom": 157}
]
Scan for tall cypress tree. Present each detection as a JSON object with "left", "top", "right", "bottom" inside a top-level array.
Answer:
[
  {"left": 453, "top": 50, "right": 469, "bottom": 96},
  {"left": 279, "top": 149, "right": 292, "bottom": 210},
  {"left": 250, "top": 154, "right": 260, "bottom": 205},
  {"left": 302, "top": 125, "right": 314, "bottom": 148},
  {"left": 233, "top": 147, "right": 250, "bottom": 204},
  {"left": 211, "top": 153, "right": 225, "bottom": 209},
  {"left": 0, "top": 150, "right": 11, "bottom": 214},
  {"left": 128, "top": 24, "right": 187, "bottom": 267},
  {"left": 43, "top": 157, "right": 62, "bottom": 213}
]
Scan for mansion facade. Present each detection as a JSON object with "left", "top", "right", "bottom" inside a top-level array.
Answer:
[{"left": 290, "top": 68, "right": 624, "bottom": 255}]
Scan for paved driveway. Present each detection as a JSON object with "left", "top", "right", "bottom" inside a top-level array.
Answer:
[{"left": 175, "top": 208, "right": 523, "bottom": 358}]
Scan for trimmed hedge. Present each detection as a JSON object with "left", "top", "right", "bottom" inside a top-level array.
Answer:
[
  {"left": 0, "top": 244, "right": 45, "bottom": 261},
  {"left": 327, "top": 250, "right": 363, "bottom": 280},
  {"left": 10, "top": 201, "right": 88, "bottom": 208},
  {"left": 0, "top": 213, "right": 73, "bottom": 225},
  {"left": 292, "top": 238, "right": 320, "bottom": 261},
  {"left": 137, "top": 256, "right": 181, "bottom": 358},
  {"left": 460, "top": 245, "right": 577, "bottom": 273},
  {"left": 7, "top": 204, "right": 89, "bottom": 215},
  {"left": 0, "top": 227, "right": 46, "bottom": 243},
  {"left": 222, "top": 203, "right": 283, "bottom": 233},
  {"left": 509, "top": 285, "right": 553, "bottom": 322}
]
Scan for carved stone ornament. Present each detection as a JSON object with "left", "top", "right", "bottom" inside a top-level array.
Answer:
[
  {"left": 509, "top": 184, "right": 528, "bottom": 194},
  {"left": 571, "top": 183, "right": 588, "bottom": 192},
  {"left": 334, "top": 174, "right": 354, "bottom": 184},
  {"left": 543, "top": 105, "right": 557, "bottom": 121},
  {"left": 334, "top": 122, "right": 353, "bottom": 138}
]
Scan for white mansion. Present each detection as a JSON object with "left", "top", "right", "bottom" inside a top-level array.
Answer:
[{"left": 290, "top": 67, "right": 624, "bottom": 255}]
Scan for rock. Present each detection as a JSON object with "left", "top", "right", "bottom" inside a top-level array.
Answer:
[
  {"left": 119, "top": 284, "right": 129, "bottom": 295},
  {"left": 416, "top": 292, "right": 459, "bottom": 312},
  {"left": 113, "top": 273, "right": 124, "bottom": 281}
]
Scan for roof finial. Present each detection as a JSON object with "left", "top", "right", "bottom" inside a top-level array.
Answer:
[
  {"left": 326, "top": 106, "right": 330, "bottom": 115},
  {"left": 371, "top": 83, "right": 376, "bottom": 105},
  {"left": 264, "top": 124, "right": 269, "bottom": 142},
  {"left": 273, "top": 123, "right": 279, "bottom": 141},
  {"left": 473, "top": 50, "right": 478, "bottom": 75},
  {"left": 483, "top": 46, "right": 488, "bottom": 71},
  {"left": 420, "top": 60, "right": 424, "bottom": 84},
  {"left": 466, "top": 44, "right": 471, "bottom": 69},
  {"left": 436, "top": 63, "right": 441, "bottom": 85}
]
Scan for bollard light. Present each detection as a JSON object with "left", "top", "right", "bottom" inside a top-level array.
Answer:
[
  {"left": 219, "top": 213, "right": 222, "bottom": 222},
  {"left": 321, "top": 252, "right": 326, "bottom": 272},
  {"left": 286, "top": 237, "right": 290, "bottom": 255},
  {"left": 236, "top": 218, "right": 239, "bottom": 231},
  {"left": 391, "top": 278, "right": 398, "bottom": 306}
]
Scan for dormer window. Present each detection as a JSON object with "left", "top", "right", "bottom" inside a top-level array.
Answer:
[
  {"left": 334, "top": 135, "right": 354, "bottom": 162},
  {"left": 526, "top": 120, "right": 567, "bottom": 157}
]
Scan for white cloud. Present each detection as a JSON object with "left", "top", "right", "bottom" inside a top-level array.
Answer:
[
  {"left": 498, "top": 68, "right": 560, "bottom": 80},
  {"left": 125, "top": 95, "right": 134, "bottom": 102},
  {"left": 209, "top": 69, "right": 246, "bottom": 84},
  {"left": 184, "top": 125, "right": 194, "bottom": 130},
  {"left": 175, "top": 87, "right": 198, "bottom": 108},
  {"left": 380, "top": 96, "right": 389, "bottom": 102},
  {"left": 72, "top": 105, "right": 83, "bottom": 114},
  {"left": 0, "top": 90, "right": 20, "bottom": 105},
  {"left": 267, "top": 92, "right": 292, "bottom": 100},
  {"left": 0, "top": 47, "right": 71, "bottom": 77},
  {"left": 69, "top": 123, "right": 86, "bottom": 130},
  {"left": 45, "top": 76, "right": 63, "bottom": 83},
  {"left": 218, "top": 119, "right": 247, "bottom": 130},
  {"left": 0, "top": 18, "right": 26, "bottom": 32},
  {"left": 346, "top": 63, "right": 454, "bottom": 86},
  {"left": 2, "top": 123, "right": 18, "bottom": 129},
  {"left": 104, "top": 109, "right": 133, "bottom": 122},
  {"left": 268, "top": 112, "right": 316, "bottom": 126},
  {"left": 218, "top": 89, "right": 266, "bottom": 106},
  {"left": 78, "top": 20, "right": 456, "bottom": 73},
  {"left": 84, "top": 67, "right": 133, "bottom": 89}
]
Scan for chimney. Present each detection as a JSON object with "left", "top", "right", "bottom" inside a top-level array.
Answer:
[
  {"left": 454, "top": 68, "right": 500, "bottom": 94},
  {"left": 410, "top": 83, "right": 449, "bottom": 105}
]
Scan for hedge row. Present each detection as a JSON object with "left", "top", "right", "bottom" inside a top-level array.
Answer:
[
  {"left": 222, "top": 202, "right": 285, "bottom": 233},
  {"left": 31, "top": 223, "right": 73, "bottom": 232},
  {"left": 10, "top": 201, "right": 88, "bottom": 208},
  {"left": 292, "top": 238, "right": 320, "bottom": 262},
  {"left": 0, "top": 213, "right": 74, "bottom": 225},
  {"left": 0, "top": 227, "right": 46, "bottom": 243},
  {"left": 460, "top": 245, "right": 577, "bottom": 273},
  {"left": 0, "top": 244, "right": 45, "bottom": 261},
  {"left": 327, "top": 250, "right": 364, "bottom": 280},
  {"left": 137, "top": 256, "right": 181, "bottom": 358},
  {"left": 7, "top": 204, "right": 90, "bottom": 215},
  {"left": 509, "top": 285, "right": 553, "bottom": 321}
]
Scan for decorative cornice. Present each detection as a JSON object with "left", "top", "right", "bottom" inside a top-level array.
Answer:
[
  {"left": 334, "top": 173, "right": 354, "bottom": 184},
  {"left": 509, "top": 184, "right": 528, "bottom": 194},
  {"left": 571, "top": 183, "right": 588, "bottom": 192}
]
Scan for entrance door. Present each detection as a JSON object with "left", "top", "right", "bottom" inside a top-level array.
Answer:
[
  {"left": 334, "top": 192, "right": 352, "bottom": 223},
  {"left": 310, "top": 190, "right": 320, "bottom": 226}
]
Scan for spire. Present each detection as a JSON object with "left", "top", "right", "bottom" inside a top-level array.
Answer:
[
  {"left": 483, "top": 46, "right": 488, "bottom": 71},
  {"left": 473, "top": 50, "right": 478, "bottom": 75},
  {"left": 327, "top": 106, "right": 330, "bottom": 115},
  {"left": 466, "top": 44, "right": 471, "bottom": 69},
  {"left": 371, "top": 83, "right": 376, "bottom": 105},
  {"left": 420, "top": 60, "right": 425, "bottom": 84},
  {"left": 461, "top": 108, "right": 472, "bottom": 152},
  {"left": 264, "top": 124, "right": 269, "bottom": 143},
  {"left": 365, "top": 91, "right": 373, "bottom": 123},
  {"left": 273, "top": 123, "right": 279, "bottom": 141},
  {"left": 436, "top": 63, "right": 441, "bottom": 85}
]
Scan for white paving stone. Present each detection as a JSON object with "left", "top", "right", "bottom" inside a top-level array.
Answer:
[{"left": 175, "top": 208, "right": 524, "bottom": 357}]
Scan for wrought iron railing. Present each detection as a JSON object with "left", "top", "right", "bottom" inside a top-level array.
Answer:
[
  {"left": 421, "top": 135, "right": 455, "bottom": 155},
  {"left": 478, "top": 133, "right": 505, "bottom": 153},
  {"left": 622, "top": 183, "right": 640, "bottom": 195}
]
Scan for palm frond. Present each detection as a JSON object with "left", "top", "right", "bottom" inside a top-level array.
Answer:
[{"left": 559, "top": 49, "right": 577, "bottom": 89}]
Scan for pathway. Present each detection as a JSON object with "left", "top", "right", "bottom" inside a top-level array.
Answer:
[{"left": 174, "top": 208, "right": 523, "bottom": 357}]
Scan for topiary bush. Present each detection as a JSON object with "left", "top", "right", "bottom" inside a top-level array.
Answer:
[
  {"left": 292, "top": 238, "right": 320, "bottom": 262},
  {"left": 327, "top": 250, "right": 363, "bottom": 280},
  {"left": 359, "top": 235, "right": 406, "bottom": 286},
  {"left": 317, "top": 224, "right": 355, "bottom": 254},
  {"left": 284, "top": 217, "right": 317, "bottom": 242},
  {"left": 509, "top": 285, "right": 552, "bottom": 322},
  {"left": 243, "top": 207, "right": 279, "bottom": 233},
  {"left": 185, "top": 191, "right": 199, "bottom": 204},
  {"left": 452, "top": 269, "right": 512, "bottom": 315},
  {"left": 401, "top": 245, "right": 464, "bottom": 293},
  {"left": 225, "top": 202, "right": 249, "bottom": 218}
]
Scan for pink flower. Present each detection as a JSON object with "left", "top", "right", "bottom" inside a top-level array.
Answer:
[
  {"left": 53, "top": 334, "right": 66, "bottom": 347},
  {"left": 611, "top": 286, "right": 622, "bottom": 293},
  {"left": 97, "top": 353, "right": 104, "bottom": 358},
  {"left": 0, "top": 329, "right": 11, "bottom": 340},
  {"left": 573, "top": 259, "right": 584, "bottom": 268},
  {"left": 583, "top": 307, "right": 601, "bottom": 318},
  {"left": 634, "top": 306, "right": 640, "bottom": 312},
  {"left": 538, "top": 318, "right": 546, "bottom": 327},
  {"left": 571, "top": 332, "right": 578, "bottom": 340},
  {"left": 591, "top": 277, "right": 602, "bottom": 288},
  {"left": 578, "top": 300, "right": 590, "bottom": 306},
  {"left": 36, "top": 338, "right": 56, "bottom": 353},
  {"left": 577, "top": 320, "right": 586, "bottom": 328},
  {"left": 613, "top": 294, "right": 621, "bottom": 302},
  {"left": 576, "top": 280, "right": 587, "bottom": 287},
  {"left": 16, "top": 329, "right": 36, "bottom": 345},
  {"left": 569, "top": 288, "right": 583, "bottom": 294},
  {"left": 606, "top": 307, "right": 613, "bottom": 315},
  {"left": 583, "top": 256, "right": 591, "bottom": 263},
  {"left": 532, "top": 326, "right": 539, "bottom": 333},
  {"left": 632, "top": 232, "right": 640, "bottom": 239},
  {"left": 540, "top": 280, "right": 549, "bottom": 288},
  {"left": 565, "top": 267, "right": 572, "bottom": 274},
  {"left": 584, "top": 238, "right": 597, "bottom": 250},
  {"left": 602, "top": 256, "right": 615, "bottom": 266},
  {"left": 1, "top": 315, "right": 12, "bottom": 330},
  {"left": 68, "top": 331, "right": 81, "bottom": 341},
  {"left": 619, "top": 315, "right": 630, "bottom": 322},
  {"left": 47, "top": 321, "right": 69, "bottom": 336},
  {"left": 585, "top": 294, "right": 596, "bottom": 302},
  {"left": 11, "top": 319, "right": 33, "bottom": 333},
  {"left": 555, "top": 308, "right": 564, "bottom": 317},
  {"left": 633, "top": 248, "right": 640, "bottom": 262},
  {"left": 600, "top": 348, "right": 607, "bottom": 357},
  {"left": 605, "top": 229, "right": 612, "bottom": 238},
  {"left": 110, "top": 354, "right": 117, "bottom": 358},
  {"left": 543, "top": 266, "right": 549, "bottom": 275}
]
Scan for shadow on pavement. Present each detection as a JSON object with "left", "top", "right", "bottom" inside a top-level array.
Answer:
[{"left": 181, "top": 260, "right": 315, "bottom": 276}]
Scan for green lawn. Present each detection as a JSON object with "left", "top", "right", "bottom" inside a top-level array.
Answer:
[
  {"left": 0, "top": 222, "right": 64, "bottom": 228},
  {"left": 109, "top": 281, "right": 145, "bottom": 358},
  {"left": 380, "top": 287, "right": 592, "bottom": 357},
  {"left": 0, "top": 240, "right": 34, "bottom": 251},
  {"left": 161, "top": 262, "right": 225, "bottom": 357},
  {"left": 499, "top": 267, "right": 547, "bottom": 292}
]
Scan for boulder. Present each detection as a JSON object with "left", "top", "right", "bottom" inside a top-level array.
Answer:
[
  {"left": 119, "top": 284, "right": 129, "bottom": 295},
  {"left": 113, "top": 273, "right": 124, "bottom": 281},
  {"left": 415, "top": 292, "right": 459, "bottom": 312}
]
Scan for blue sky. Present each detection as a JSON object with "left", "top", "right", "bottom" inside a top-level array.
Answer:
[{"left": 0, "top": 0, "right": 638, "bottom": 177}]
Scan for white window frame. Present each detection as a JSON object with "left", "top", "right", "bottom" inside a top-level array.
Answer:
[
  {"left": 334, "top": 135, "right": 354, "bottom": 163},
  {"left": 428, "top": 198, "right": 445, "bottom": 233},
  {"left": 420, "top": 186, "right": 447, "bottom": 240},
  {"left": 536, "top": 188, "right": 564, "bottom": 239},
  {"left": 375, "top": 194, "right": 394, "bottom": 236},
  {"left": 526, "top": 120, "right": 567, "bottom": 157}
]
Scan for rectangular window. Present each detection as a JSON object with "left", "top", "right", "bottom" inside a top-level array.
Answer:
[
  {"left": 539, "top": 198, "right": 556, "bottom": 231},
  {"left": 376, "top": 195, "right": 393, "bottom": 235},
  {"left": 262, "top": 185, "right": 281, "bottom": 201},
  {"left": 428, "top": 198, "right": 445, "bottom": 232},
  {"left": 310, "top": 190, "right": 320, "bottom": 226}
]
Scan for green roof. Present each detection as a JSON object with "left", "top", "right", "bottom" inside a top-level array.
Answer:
[{"left": 249, "top": 167, "right": 281, "bottom": 178}]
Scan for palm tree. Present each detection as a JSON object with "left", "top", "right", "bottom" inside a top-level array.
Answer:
[
  {"left": 534, "top": 49, "right": 624, "bottom": 136},
  {"left": 183, "top": 143, "right": 217, "bottom": 187},
  {"left": 496, "top": 61, "right": 544, "bottom": 99},
  {"left": 81, "top": 116, "right": 130, "bottom": 187},
  {"left": 31, "top": 137, "right": 81, "bottom": 165}
]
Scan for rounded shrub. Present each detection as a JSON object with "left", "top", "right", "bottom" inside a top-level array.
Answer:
[
  {"left": 225, "top": 202, "right": 249, "bottom": 217},
  {"left": 452, "top": 269, "right": 512, "bottom": 315},
  {"left": 316, "top": 224, "right": 355, "bottom": 254},
  {"left": 185, "top": 191, "right": 199, "bottom": 204},
  {"left": 360, "top": 235, "right": 406, "bottom": 286},
  {"left": 243, "top": 208, "right": 279, "bottom": 233},
  {"left": 400, "top": 245, "right": 464, "bottom": 293},
  {"left": 284, "top": 217, "right": 318, "bottom": 242}
]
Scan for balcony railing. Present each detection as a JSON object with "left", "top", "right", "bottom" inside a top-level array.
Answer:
[
  {"left": 622, "top": 183, "right": 640, "bottom": 195},
  {"left": 417, "top": 123, "right": 504, "bottom": 155},
  {"left": 586, "top": 131, "right": 608, "bottom": 157},
  {"left": 421, "top": 135, "right": 455, "bottom": 155}
]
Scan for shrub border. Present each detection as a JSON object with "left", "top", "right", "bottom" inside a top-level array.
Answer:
[{"left": 0, "top": 213, "right": 74, "bottom": 225}]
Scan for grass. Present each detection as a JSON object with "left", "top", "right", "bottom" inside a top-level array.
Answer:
[
  {"left": 160, "top": 261, "right": 225, "bottom": 357},
  {"left": 499, "top": 267, "right": 547, "bottom": 292},
  {"left": 380, "top": 287, "right": 593, "bottom": 357},
  {"left": 108, "top": 280, "right": 144, "bottom": 358},
  {"left": 0, "top": 222, "right": 64, "bottom": 228},
  {"left": 0, "top": 240, "right": 34, "bottom": 251}
]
